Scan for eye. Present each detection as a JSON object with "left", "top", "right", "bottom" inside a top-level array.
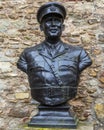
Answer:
[
  {"left": 46, "top": 20, "right": 51, "bottom": 25},
  {"left": 43, "top": 17, "right": 62, "bottom": 26},
  {"left": 45, "top": 18, "right": 52, "bottom": 23},
  {"left": 55, "top": 19, "right": 60, "bottom": 23},
  {"left": 44, "top": 19, "right": 52, "bottom": 26},
  {"left": 56, "top": 20, "right": 61, "bottom": 24},
  {"left": 55, "top": 18, "right": 62, "bottom": 24}
]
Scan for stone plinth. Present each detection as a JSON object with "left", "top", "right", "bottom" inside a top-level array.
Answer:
[{"left": 28, "top": 104, "right": 78, "bottom": 129}]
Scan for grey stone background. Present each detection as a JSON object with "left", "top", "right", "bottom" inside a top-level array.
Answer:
[{"left": 0, "top": 0, "right": 104, "bottom": 130}]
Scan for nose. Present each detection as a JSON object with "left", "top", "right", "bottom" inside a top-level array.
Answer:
[{"left": 51, "top": 19, "right": 55, "bottom": 26}]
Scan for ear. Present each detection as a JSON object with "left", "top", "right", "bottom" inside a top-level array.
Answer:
[
  {"left": 62, "top": 24, "right": 65, "bottom": 31},
  {"left": 40, "top": 25, "right": 43, "bottom": 31}
]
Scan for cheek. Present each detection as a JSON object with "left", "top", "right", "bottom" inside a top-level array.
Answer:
[
  {"left": 43, "top": 25, "right": 50, "bottom": 32},
  {"left": 43, "top": 28, "right": 50, "bottom": 35},
  {"left": 44, "top": 22, "right": 51, "bottom": 28}
]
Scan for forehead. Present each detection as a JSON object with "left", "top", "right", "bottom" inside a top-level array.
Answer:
[
  {"left": 45, "top": 16, "right": 62, "bottom": 21},
  {"left": 41, "top": 13, "right": 63, "bottom": 22}
]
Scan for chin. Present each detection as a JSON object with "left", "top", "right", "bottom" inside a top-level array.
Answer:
[
  {"left": 50, "top": 34, "right": 58, "bottom": 37},
  {"left": 49, "top": 33, "right": 61, "bottom": 37},
  {"left": 48, "top": 36, "right": 59, "bottom": 40}
]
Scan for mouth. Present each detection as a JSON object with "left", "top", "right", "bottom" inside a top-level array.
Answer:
[
  {"left": 50, "top": 28, "right": 58, "bottom": 33},
  {"left": 50, "top": 29, "right": 57, "bottom": 33}
]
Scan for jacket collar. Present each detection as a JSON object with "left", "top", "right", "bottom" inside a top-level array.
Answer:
[{"left": 37, "top": 41, "right": 69, "bottom": 59}]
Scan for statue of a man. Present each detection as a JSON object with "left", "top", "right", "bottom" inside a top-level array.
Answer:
[{"left": 17, "top": 2, "right": 92, "bottom": 106}]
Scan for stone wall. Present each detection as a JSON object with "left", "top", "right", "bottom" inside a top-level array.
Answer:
[{"left": 0, "top": 0, "right": 104, "bottom": 130}]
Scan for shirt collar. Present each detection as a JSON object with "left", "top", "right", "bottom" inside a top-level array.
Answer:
[{"left": 44, "top": 40, "right": 62, "bottom": 49}]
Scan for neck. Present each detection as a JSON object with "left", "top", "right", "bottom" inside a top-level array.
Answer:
[{"left": 45, "top": 37, "right": 61, "bottom": 44}]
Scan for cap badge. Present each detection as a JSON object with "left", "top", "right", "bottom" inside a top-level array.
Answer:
[{"left": 50, "top": 5, "right": 57, "bottom": 11}]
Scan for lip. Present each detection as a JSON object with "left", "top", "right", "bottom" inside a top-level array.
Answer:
[
  {"left": 50, "top": 28, "right": 58, "bottom": 33},
  {"left": 50, "top": 29, "right": 57, "bottom": 32}
]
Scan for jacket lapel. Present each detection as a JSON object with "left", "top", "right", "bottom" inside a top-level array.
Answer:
[
  {"left": 37, "top": 43, "right": 52, "bottom": 59},
  {"left": 37, "top": 42, "right": 70, "bottom": 59},
  {"left": 54, "top": 42, "right": 69, "bottom": 58}
]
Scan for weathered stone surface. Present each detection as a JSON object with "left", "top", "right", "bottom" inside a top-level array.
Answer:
[
  {"left": 71, "top": 32, "right": 80, "bottom": 37},
  {"left": 68, "top": 37, "right": 80, "bottom": 43},
  {"left": 88, "top": 18, "right": 100, "bottom": 25},
  {"left": 86, "top": 0, "right": 94, "bottom": 1},
  {"left": 30, "top": 108, "right": 39, "bottom": 118},
  {"left": 7, "top": 29, "right": 20, "bottom": 36},
  {"left": 0, "top": 79, "right": 6, "bottom": 90},
  {"left": 0, "top": 118, "right": 5, "bottom": 128},
  {"left": 8, "top": 108, "right": 30, "bottom": 118},
  {"left": 94, "top": 103, "right": 104, "bottom": 123},
  {"left": 98, "top": 71, "right": 104, "bottom": 84},
  {"left": 86, "top": 98, "right": 93, "bottom": 105},
  {"left": 98, "top": 33, "right": 104, "bottom": 42},
  {"left": 5, "top": 50, "right": 16, "bottom": 57},
  {"left": 0, "top": 62, "right": 12, "bottom": 73},
  {"left": 7, "top": 73, "right": 18, "bottom": 77},
  {"left": 0, "top": 37, "right": 4, "bottom": 42},
  {"left": 81, "top": 34, "right": 91, "bottom": 44},
  {"left": 89, "top": 69, "right": 97, "bottom": 77},
  {"left": 87, "top": 87, "right": 97, "bottom": 94},
  {"left": 99, "top": 77, "right": 104, "bottom": 84},
  {"left": 7, "top": 118, "right": 22, "bottom": 130},
  {"left": 79, "top": 116, "right": 88, "bottom": 121},
  {"left": 94, "top": 47, "right": 101, "bottom": 55},
  {"left": 0, "top": 19, "right": 11, "bottom": 33},
  {"left": 72, "top": 20, "right": 81, "bottom": 26},
  {"left": 8, "top": 13, "right": 19, "bottom": 20},
  {"left": 69, "top": 99, "right": 85, "bottom": 107},
  {"left": 99, "top": 84, "right": 104, "bottom": 89},
  {"left": 15, "top": 92, "right": 29, "bottom": 100},
  {"left": 89, "top": 79, "right": 99, "bottom": 86}
]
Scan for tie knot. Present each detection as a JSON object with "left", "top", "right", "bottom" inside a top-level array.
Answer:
[{"left": 51, "top": 45, "right": 55, "bottom": 49}]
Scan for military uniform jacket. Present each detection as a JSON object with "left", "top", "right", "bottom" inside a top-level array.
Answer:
[{"left": 17, "top": 41, "right": 92, "bottom": 106}]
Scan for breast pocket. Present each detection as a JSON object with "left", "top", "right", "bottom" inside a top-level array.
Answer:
[
  {"left": 58, "top": 59, "right": 79, "bottom": 84},
  {"left": 27, "top": 60, "right": 45, "bottom": 73},
  {"left": 58, "top": 59, "right": 78, "bottom": 74}
]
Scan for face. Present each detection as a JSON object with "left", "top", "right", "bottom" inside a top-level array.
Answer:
[{"left": 40, "top": 15, "right": 64, "bottom": 39}]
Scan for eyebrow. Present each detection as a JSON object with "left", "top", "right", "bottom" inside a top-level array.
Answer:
[{"left": 45, "top": 17, "right": 62, "bottom": 20}]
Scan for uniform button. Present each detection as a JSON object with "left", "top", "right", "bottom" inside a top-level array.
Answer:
[
  {"left": 52, "top": 59, "right": 55, "bottom": 62},
  {"left": 51, "top": 65, "right": 54, "bottom": 68},
  {"left": 54, "top": 72, "right": 57, "bottom": 74},
  {"left": 54, "top": 73, "right": 58, "bottom": 76},
  {"left": 48, "top": 88, "right": 51, "bottom": 93},
  {"left": 51, "top": 82, "right": 55, "bottom": 85}
]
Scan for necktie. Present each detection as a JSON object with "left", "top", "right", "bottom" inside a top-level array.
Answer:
[{"left": 50, "top": 45, "right": 56, "bottom": 57}]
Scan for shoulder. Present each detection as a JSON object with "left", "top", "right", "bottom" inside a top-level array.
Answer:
[
  {"left": 23, "top": 43, "right": 43, "bottom": 53},
  {"left": 63, "top": 42, "right": 83, "bottom": 51}
]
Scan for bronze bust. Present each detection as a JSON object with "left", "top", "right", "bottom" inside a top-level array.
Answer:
[
  {"left": 17, "top": 2, "right": 92, "bottom": 128},
  {"left": 17, "top": 2, "right": 92, "bottom": 106}
]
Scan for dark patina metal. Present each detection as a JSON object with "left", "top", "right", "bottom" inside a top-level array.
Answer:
[{"left": 17, "top": 2, "right": 92, "bottom": 128}]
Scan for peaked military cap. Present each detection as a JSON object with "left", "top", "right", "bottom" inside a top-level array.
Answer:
[{"left": 37, "top": 2, "right": 66, "bottom": 23}]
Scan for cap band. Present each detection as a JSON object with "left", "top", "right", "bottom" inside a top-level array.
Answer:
[
  {"left": 37, "top": 2, "right": 66, "bottom": 23},
  {"left": 39, "top": 6, "right": 64, "bottom": 22}
]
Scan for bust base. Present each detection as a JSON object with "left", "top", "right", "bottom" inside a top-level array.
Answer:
[{"left": 28, "top": 104, "right": 78, "bottom": 129}]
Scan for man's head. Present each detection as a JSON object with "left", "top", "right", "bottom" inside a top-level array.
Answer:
[{"left": 37, "top": 2, "right": 66, "bottom": 39}]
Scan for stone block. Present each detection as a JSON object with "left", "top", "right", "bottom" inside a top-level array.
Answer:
[
  {"left": 94, "top": 103, "right": 104, "bottom": 123},
  {"left": 15, "top": 92, "right": 29, "bottom": 100},
  {"left": 0, "top": 62, "right": 12, "bottom": 73}
]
